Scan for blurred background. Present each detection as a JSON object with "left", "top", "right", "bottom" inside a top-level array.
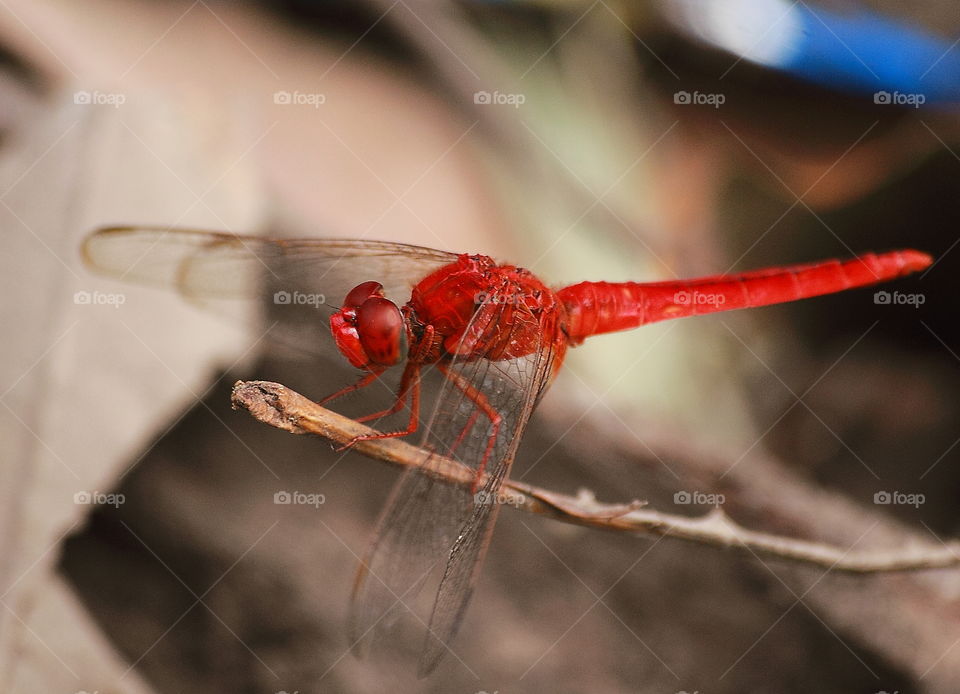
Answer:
[{"left": 1, "top": 1, "right": 959, "bottom": 692}]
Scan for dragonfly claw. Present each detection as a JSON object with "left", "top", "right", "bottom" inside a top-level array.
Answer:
[{"left": 335, "top": 436, "right": 361, "bottom": 452}]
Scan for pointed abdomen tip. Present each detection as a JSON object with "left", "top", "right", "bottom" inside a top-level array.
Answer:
[{"left": 900, "top": 249, "right": 934, "bottom": 272}]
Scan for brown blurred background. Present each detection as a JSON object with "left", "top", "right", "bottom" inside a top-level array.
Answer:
[{"left": 1, "top": 1, "right": 959, "bottom": 692}]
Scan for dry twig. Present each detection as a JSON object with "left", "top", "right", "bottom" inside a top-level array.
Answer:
[{"left": 231, "top": 380, "right": 960, "bottom": 574}]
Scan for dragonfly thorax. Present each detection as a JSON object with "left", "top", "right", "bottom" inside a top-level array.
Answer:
[
  {"left": 409, "top": 254, "right": 565, "bottom": 363},
  {"left": 330, "top": 281, "right": 409, "bottom": 370}
]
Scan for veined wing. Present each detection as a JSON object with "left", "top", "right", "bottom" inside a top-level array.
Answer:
[
  {"left": 82, "top": 226, "right": 460, "bottom": 357},
  {"left": 349, "top": 287, "right": 560, "bottom": 676}
]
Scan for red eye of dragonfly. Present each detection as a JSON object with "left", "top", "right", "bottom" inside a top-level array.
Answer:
[
  {"left": 356, "top": 296, "right": 407, "bottom": 367},
  {"left": 344, "top": 280, "right": 386, "bottom": 308},
  {"left": 331, "top": 282, "right": 407, "bottom": 369}
]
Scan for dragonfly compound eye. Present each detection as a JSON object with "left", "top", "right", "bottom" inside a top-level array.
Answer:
[
  {"left": 356, "top": 297, "right": 407, "bottom": 367},
  {"left": 343, "top": 280, "right": 384, "bottom": 309}
]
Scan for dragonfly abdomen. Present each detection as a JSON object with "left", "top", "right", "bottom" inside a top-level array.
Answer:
[{"left": 557, "top": 249, "right": 932, "bottom": 341}]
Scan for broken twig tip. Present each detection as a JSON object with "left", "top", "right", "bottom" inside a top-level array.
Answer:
[{"left": 231, "top": 380, "right": 307, "bottom": 434}]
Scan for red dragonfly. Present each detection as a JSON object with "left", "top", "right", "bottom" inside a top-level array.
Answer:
[{"left": 82, "top": 227, "right": 931, "bottom": 675}]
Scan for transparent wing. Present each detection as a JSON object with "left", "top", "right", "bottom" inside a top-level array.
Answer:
[
  {"left": 82, "top": 226, "right": 459, "bottom": 357},
  {"left": 349, "top": 289, "right": 559, "bottom": 676}
]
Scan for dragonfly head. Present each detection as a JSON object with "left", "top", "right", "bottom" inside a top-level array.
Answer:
[{"left": 330, "top": 281, "right": 408, "bottom": 370}]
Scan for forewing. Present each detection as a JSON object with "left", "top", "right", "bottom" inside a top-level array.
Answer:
[
  {"left": 82, "top": 226, "right": 458, "bottom": 357},
  {"left": 349, "top": 290, "right": 559, "bottom": 675}
]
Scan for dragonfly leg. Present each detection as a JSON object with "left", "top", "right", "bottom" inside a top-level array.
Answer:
[
  {"left": 318, "top": 370, "right": 384, "bottom": 407},
  {"left": 435, "top": 363, "right": 502, "bottom": 494},
  {"left": 449, "top": 410, "right": 481, "bottom": 456},
  {"left": 339, "top": 366, "right": 422, "bottom": 450},
  {"left": 354, "top": 361, "right": 419, "bottom": 424},
  {"left": 338, "top": 325, "right": 435, "bottom": 449}
]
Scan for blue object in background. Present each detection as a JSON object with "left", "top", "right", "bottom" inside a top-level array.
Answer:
[{"left": 664, "top": 0, "right": 960, "bottom": 104}]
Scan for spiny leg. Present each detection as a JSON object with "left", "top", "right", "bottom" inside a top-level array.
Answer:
[
  {"left": 321, "top": 368, "right": 407, "bottom": 452},
  {"left": 318, "top": 370, "right": 384, "bottom": 407},
  {"left": 337, "top": 324, "right": 434, "bottom": 449},
  {"left": 435, "top": 363, "right": 502, "bottom": 494},
  {"left": 340, "top": 365, "right": 422, "bottom": 449},
  {"left": 449, "top": 409, "right": 481, "bottom": 457},
  {"left": 354, "top": 360, "right": 419, "bottom": 424}
]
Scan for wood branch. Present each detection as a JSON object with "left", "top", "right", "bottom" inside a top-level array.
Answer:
[{"left": 231, "top": 380, "right": 960, "bottom": 574}]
